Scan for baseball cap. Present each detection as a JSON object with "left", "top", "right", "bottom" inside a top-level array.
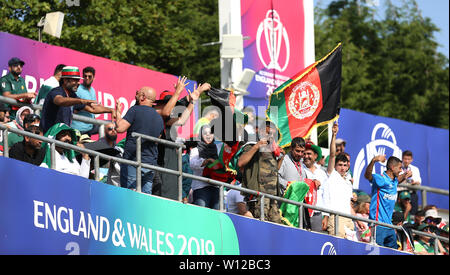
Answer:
[
  {"left": 357, "top": 193, "right": 371, "bottom": 204},
  {"left": 399, "top": 191, "right": 411, "bottom": 200},
  {"left": 8, "top": 57, "right": 25, "bottom": 67},
  {"left": 155, "top": 90, "right": 174, "bottom": 104},
  {"left": 335, "top": 138, "right": 346, "bottom": 145},
  {"left": 417, "top": 223, "right": 430, "bottom": 232}
]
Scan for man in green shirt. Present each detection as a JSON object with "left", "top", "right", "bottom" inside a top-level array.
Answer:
[
  {"left": 0, "top": 57, "right": 36, "bottom": 120},
  {"left": 394, "top": 190, "right": 413, "bottom": 223},
  {"left": 414, "top": 224, "right": 447, "bottom": 255}
]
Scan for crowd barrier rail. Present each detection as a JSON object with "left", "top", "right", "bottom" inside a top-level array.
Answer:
[{"left": 0, "top": 97, "right": 449, "bottom": 254}]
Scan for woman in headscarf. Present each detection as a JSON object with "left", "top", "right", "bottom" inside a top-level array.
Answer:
[
  {"left": 6, "top": 106, "right": 33, "bottom": 130},
  {"left": 5, "top": 106, "right": 33, "bottom": 147},
  {"left": 40, "top": 123, "right": 91, "bottom": 178},
  {"left": 189, "top": 124, "right": 221, "bottom": 210}
]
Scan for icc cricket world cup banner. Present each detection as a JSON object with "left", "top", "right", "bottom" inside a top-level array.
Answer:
[
  {"left": 240, "top": 0, "right": 315, "bottom": 109},
  {"left": 0, "top": 32, "right": 197, "bottom": 140}
]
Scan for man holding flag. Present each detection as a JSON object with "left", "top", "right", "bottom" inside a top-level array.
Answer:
[
  {"left": 266, "top": 43, "right": 342, "bottom": 147},
  {"left": 237, "top": 120, "right": 284, "bottom": 224},
  {"left": 262, "top": 43, "right": 342, "bottom": 227}
]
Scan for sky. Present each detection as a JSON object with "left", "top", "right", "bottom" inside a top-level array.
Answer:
[{"left": 314, "top": 0, "right": 449, "bottom": 58}]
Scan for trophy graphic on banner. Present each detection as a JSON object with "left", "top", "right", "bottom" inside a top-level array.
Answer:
[{"left": 256, "top": 10, "right": 290, "bottom": 72}]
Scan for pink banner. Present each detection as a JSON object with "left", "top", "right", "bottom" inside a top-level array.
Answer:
[
  {"left": 241, "top": 0, "right": 313, "bottom": 108},
  {"left": 0, "top": 32, "right": 197, "bottom": 140}
]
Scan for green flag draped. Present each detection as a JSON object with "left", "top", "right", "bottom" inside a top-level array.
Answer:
[
  {"left": 41, "top": 123, "right": 79, "bottom": 168},
  {"left": 279, "top": 181, "right": 310, "bottom": 227}
]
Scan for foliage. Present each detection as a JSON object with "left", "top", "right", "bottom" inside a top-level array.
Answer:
[
  {"left": 0, "top": 0, "right": 221, "bottom": 88},
  {"left": 314, "top": 0, "right": 449, "bottom": 129},
  {"left": 1, "top": 0, "right": 448, "bottom": 128}
]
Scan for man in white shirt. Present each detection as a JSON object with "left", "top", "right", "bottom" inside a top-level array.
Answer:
[
  {"left": 303, "top": 141, "right": 328, "bottom": 233},
  {"left": 322, "top": 123, "right": 355, "bottom": 239},
  {"left": 278, "top": 137, "right": 307, "bottom": 195},
  {"left": 398, "top": 150, "right": 422, "bottom": 215},
  {"left": 225, "top": 187, "right": 253, "bottom": 218}
]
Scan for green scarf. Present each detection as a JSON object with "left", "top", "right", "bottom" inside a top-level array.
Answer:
[{"left": 42, "top": 123, "right": 79, "bottom": 168}]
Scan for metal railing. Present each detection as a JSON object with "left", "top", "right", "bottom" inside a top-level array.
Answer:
[
  {"left": 0, "top": 95, "right": 110, "bottom": 127},
  {"left": 398, "top": 182, "right": 449, "bottom": 208},
  {"left": 0, "top": 97, "right": 449, "bottom": 254}
]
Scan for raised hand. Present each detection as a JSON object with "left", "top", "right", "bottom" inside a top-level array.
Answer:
[
  {"left": 374, "top": 155, "right": 387, "bottom": 163},
  {"left": 174, "top": 76, "right": 189, "bottom": 94},
  {"left": 187, "top": 83, "right": 200, "bottom": 102},
  {"left": 198, "top": 82, "right": 211, "bottom": 93},
  {"left": 332, "top": 122, "right": 339, "bottom": 135}
]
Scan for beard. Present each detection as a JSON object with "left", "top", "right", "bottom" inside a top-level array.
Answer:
[
  {"left": 11, "top": 69, "right": 21, "bottom": 77},
  {"left": 105, "top": 132, "right": 117, "bottom": 142}
]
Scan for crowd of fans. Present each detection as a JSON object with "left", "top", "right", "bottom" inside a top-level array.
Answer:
[{"left": 0, "top": 57, "right": 448, "bottom": 255}]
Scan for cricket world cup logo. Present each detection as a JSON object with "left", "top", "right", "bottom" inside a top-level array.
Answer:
[
  {"left": 353, "top": 123, "right": 403, "bottom": 189},
  {"left": 256, "top": 10, "right": 290, "bottom": 72}
]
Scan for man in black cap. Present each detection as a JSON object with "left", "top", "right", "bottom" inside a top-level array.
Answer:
[
  {"left": 153, "top": 79, "right": 210, "bottom": 200},
  {"left": 0, "top": 57, "right": 36, "bottom": 120}
]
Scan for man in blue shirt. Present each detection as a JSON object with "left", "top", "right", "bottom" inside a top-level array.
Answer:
[
  {"left": 115, "top": 86, "right": 164, "bottom": 194},
  {"left": 71, "top": 66, "right": 99, "bottom": 135},
  {"left": 40, "top": 66, "right": 114, "bottom": 134},
  {"left": 364, "top": 155, "right": 411, "bottom": 249}
]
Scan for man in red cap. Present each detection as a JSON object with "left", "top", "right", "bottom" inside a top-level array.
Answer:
[
  {"left": 40, "top": 66, "right": 114, "bottom": 134},
  {"left": 153, "top": 77, "right": 211, "bottom": 200}
]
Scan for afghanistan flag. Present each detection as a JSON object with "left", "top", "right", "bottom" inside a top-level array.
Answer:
[
  {"left": 206, "top": 87, "right": 248, "bottom": 142},
  {"left": 198, "top": 87, "right": 248, "bottom": 183},
  {"left": 266, "top": 43, "right": 342, "bottom": 148},
  {"left": 279, "top": 180, "right": 311, "bottom": 228}
]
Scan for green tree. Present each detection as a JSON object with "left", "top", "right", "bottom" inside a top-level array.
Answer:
[
  {"left": 0, "top": 0, "right": 221, "bottom": 87},
  {"left": 314, "top": 0, "right": 449, "bottom": 129}
]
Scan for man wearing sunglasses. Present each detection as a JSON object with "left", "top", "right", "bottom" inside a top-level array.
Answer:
[
  {"left": 0, "top": 57, "right": 36, "bottom": 120},
  {"left": 84, "top": 122, "right": 122, "bottom": 186},
  {"left": 71, "top": 66, "right": 100, "bottom": 136},
  {"left": 423, "top": 209, "right": 443, "bottom": 227},
  {"left": 9, "top": 124, "right": 46, "bottom": 166}
]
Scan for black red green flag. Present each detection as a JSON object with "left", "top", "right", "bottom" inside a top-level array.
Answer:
[
  {"left": 197, "top": 87, "right": 249, "bottom": 183},
  {"left": 266, "top": 43, "right": 342, "bottom": 148},
  {"left": 206, "top": 87, "right": 247, "bottom": 142}
]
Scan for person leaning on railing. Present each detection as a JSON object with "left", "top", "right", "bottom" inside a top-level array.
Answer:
[
  {"left": 39, "top": 123, "right": 91, "bottom": 179},
  {"left": 364, "top": 154, "right": 411, "bottom": 249},
  {"left": 114, "top": 86, "right": 164, "bottom": 194},
  {"left": 8, "top": 123, "right": 45, "bottom": 166}
]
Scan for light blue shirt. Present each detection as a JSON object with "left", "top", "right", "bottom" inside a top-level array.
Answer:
[
  {"left": 369, "top": 172, "right": 398, "bottom": 225},
  {"left": 71, "top": 84, "right": 96, "bottom": 132}
]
